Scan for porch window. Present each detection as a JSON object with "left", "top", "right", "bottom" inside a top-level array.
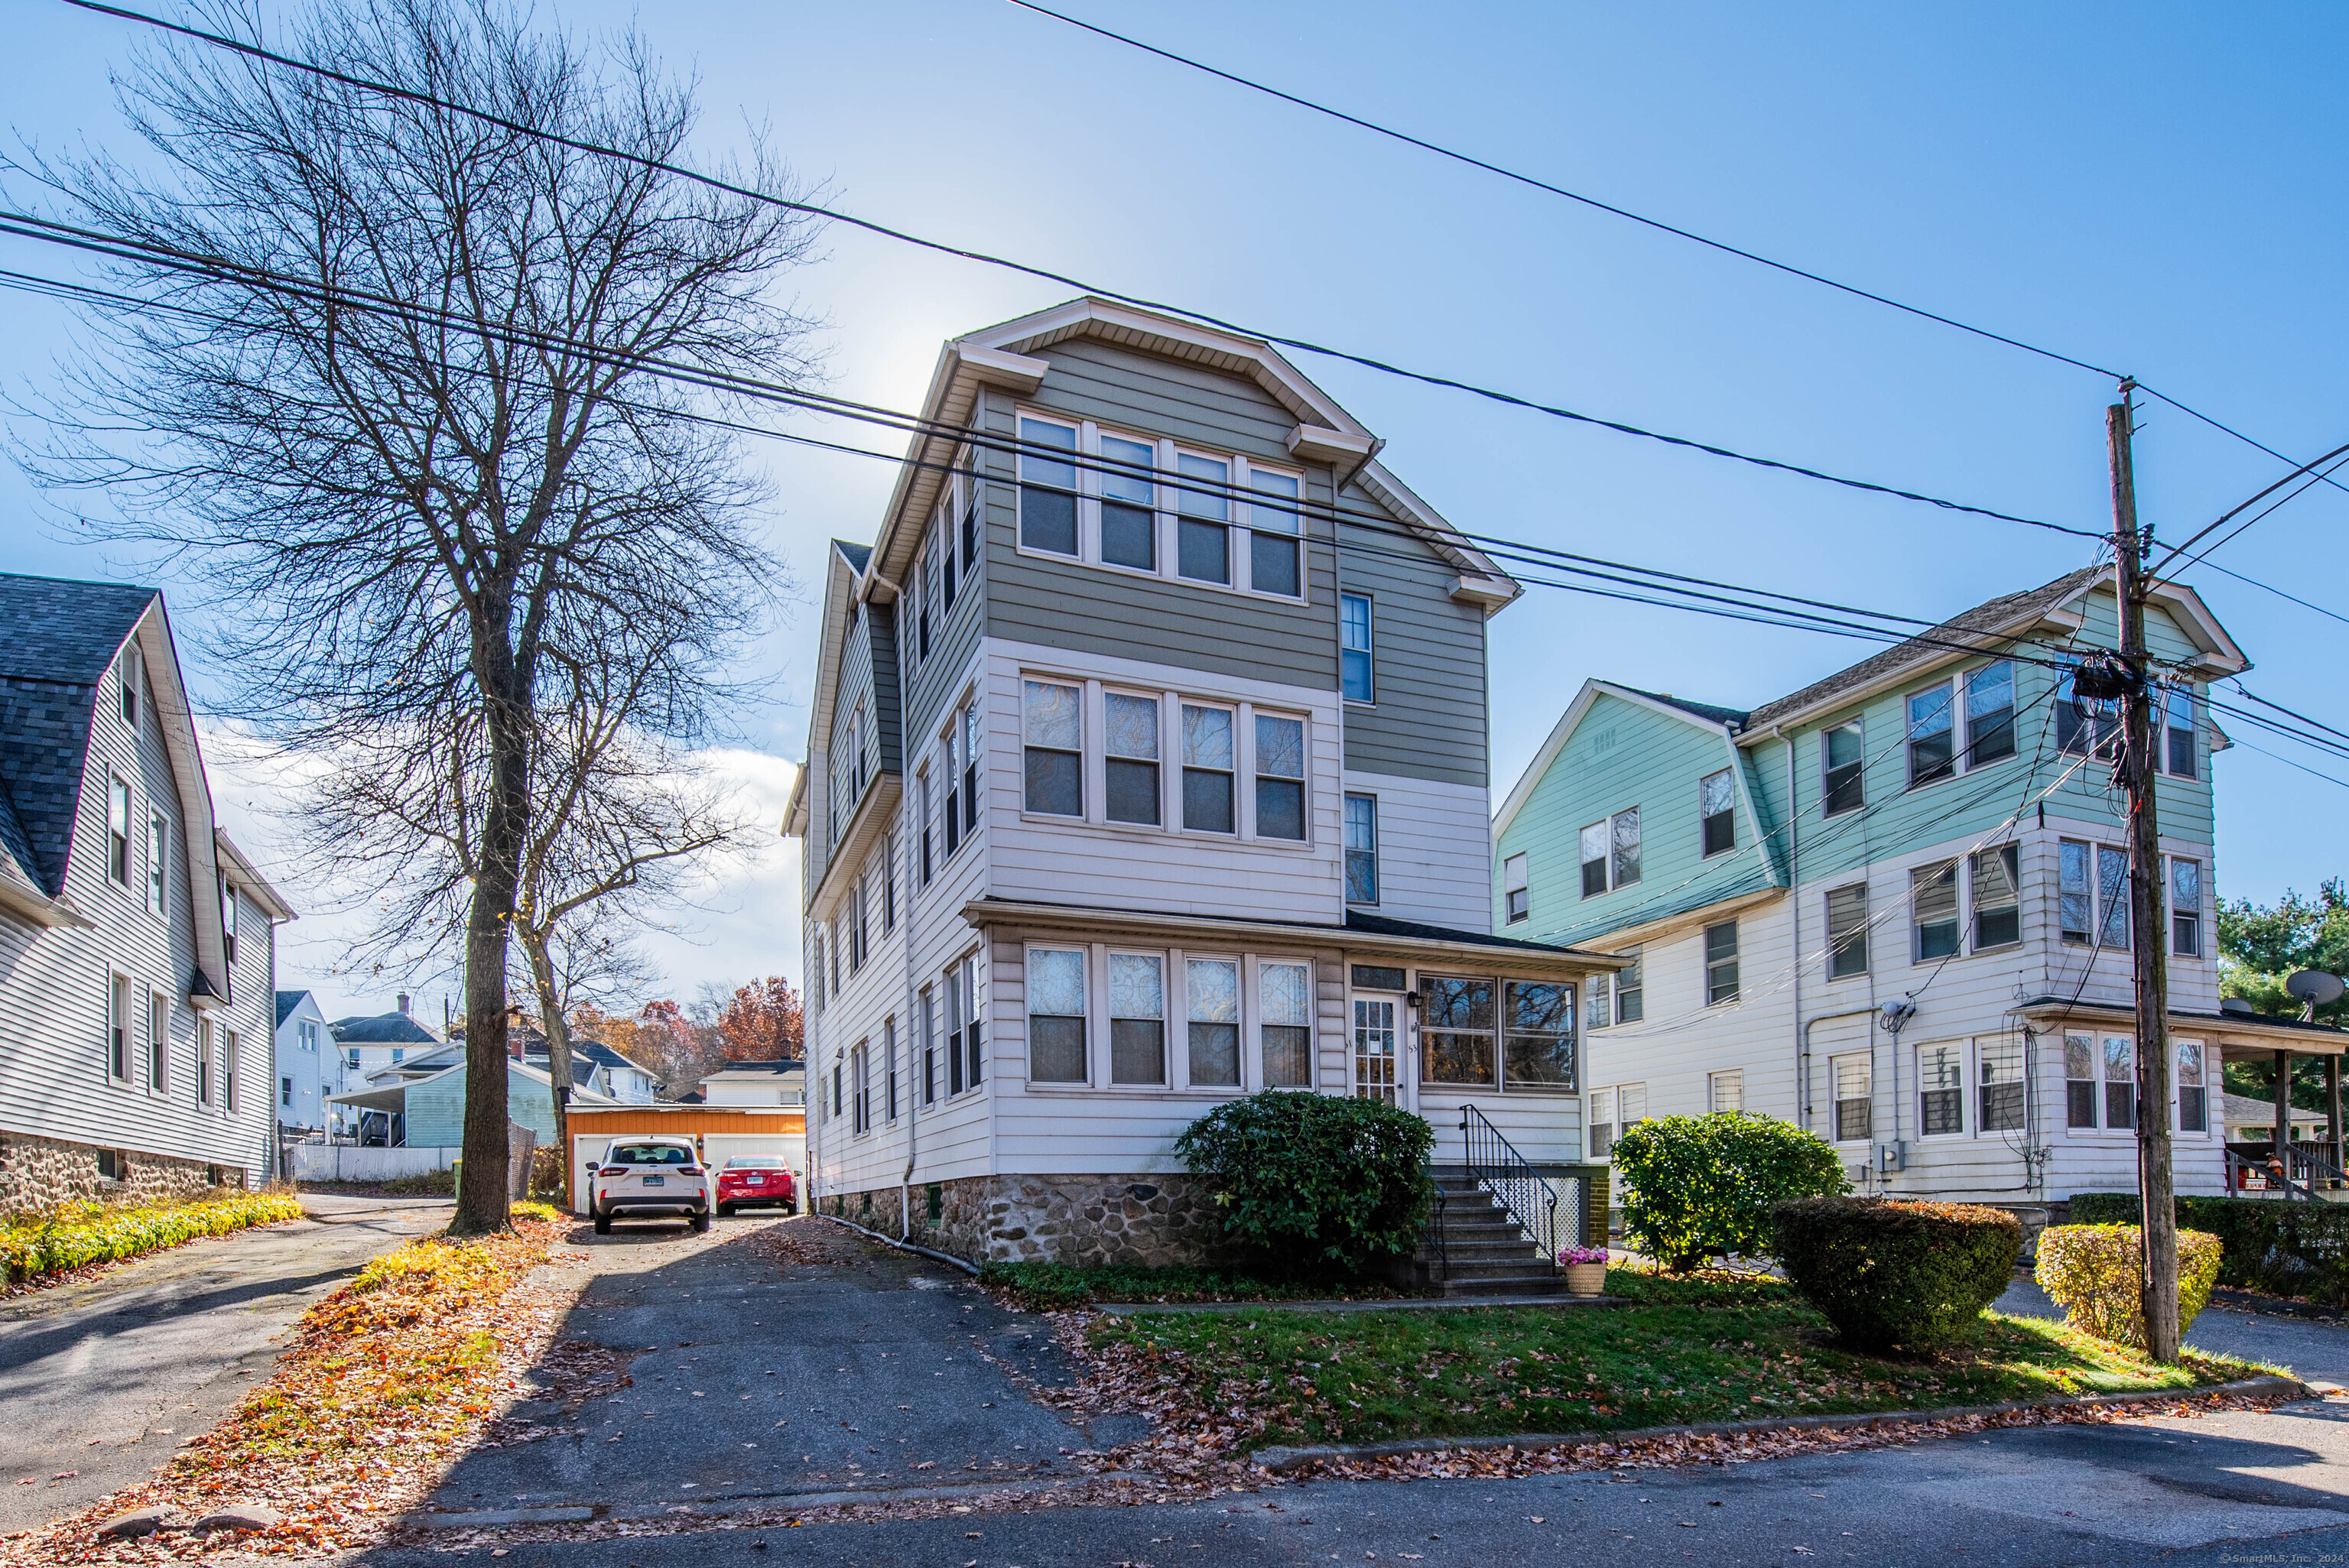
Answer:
[
  {"left": 1105, "top": 693, "right": 1162, "bottom": 825},
  {"left": 1700, "top": 769, "right": 1736, "bottom": 856},
  {"left": 1026, "top": 948, "right": 1087, "bottom": 1084},
  {"left": 1826, "top": 884, "right": 1869, "bottom": 979},
  {"left": 1704, "top": 921, "right": 1740, "bottom": 1005},
  {"left": 2104, "top": 1037, "right": 2136, "bottom": 1129},
  {"left": 2178, "top": 1040, "right": 2208, "bottom": 1132},
  {"left": 1917, "top": 1042, "right": 1962, "bottom": 1135},
  {"left": 1344, "top": 794, "right": 1379, "bottom": 903},
  {"left": 1175, "top": 453, "right": 1231, "bottom": 584},
  {"left": 1420, "top": 976, "right": 1496, "bottom": 1086},
  {"left": 1822, "top": 720, "right": 1864, "bottom": 814},
  {"left": 2172, "top": 858, "right": 2203, "bottom": 957},
  {"left": 1971, "top": 845, "right": 2022, "bottom": 949},
  {"left": 1247, "top": 469, "right": 1303, "bottom": 597},
  {"left": 1186, "top": 959, "right": 1242, "bottom": 1087},
  {"left": 1023, "top": 680, "right": 1082, "bottom": 816},
  {"left": 1912, "top": 862, "right": 1959, "bottom": 961},
  {"left": 1708, "top": 1069, "right": 1743, "bottom": 1114},
  {"left": 1254, "top": 715, "right": 1306, "bottom": 841},
  {"left": 1100, "top": 434, "right": 1158, "bottom": 570},
  {"left": 2064, "top": 1033, "right": 2096, "bottom": 1128},
  {"left": 1259, "top": 962, "right": 1313, "bottom": 1088},
  {"left": 1980, "top": 1033, "right": 2026, "bottom": 1131},
  {"left": 1018, "top": 417, "right": 1079, "bottom": 555},
  {"left": 1504, "top": 852, "right": 1529, "bottom": 925},
  {"left": 1181, "top": 705, "right": 1236, "bottom": 834},
  {"left": 1110, "top": 953, "right": 1167, "bottom": 1086},
  {"left": 1832, "top": 1053, "right": 1871, "bottom": 1142},
  {"left": 1502, "top": 981, "right": 1576, "bottom": 1092}
]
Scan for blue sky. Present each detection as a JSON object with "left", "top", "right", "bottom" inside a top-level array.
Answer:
[{"left": 7, "top": 0, "right": 2345, "bottom": 1018}]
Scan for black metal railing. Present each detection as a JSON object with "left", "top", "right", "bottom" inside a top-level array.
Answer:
[{"left": 1460, "top": 1105, "right": 1573, "bottom": 1268}]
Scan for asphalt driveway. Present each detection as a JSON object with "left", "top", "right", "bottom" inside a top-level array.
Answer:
[
  {"left": 0, "top": 1192, "right": 453, "bottom": 1533},
  {"left": 408, "top": 1213, "right": 1130, "bottom": 1528}
]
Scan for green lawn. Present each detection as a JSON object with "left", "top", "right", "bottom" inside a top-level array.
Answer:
[
  {"left": 1087, "top": 1268, "right": 2261, "bottom": 1450},
  {"left": 980, "top": 1260, "right": 1427, "bottom": 1310}
]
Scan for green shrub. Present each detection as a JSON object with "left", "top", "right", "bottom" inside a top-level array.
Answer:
[
  {"left": 1, "top": 1189, "right": 305, "bottom": 1283},
  {"left": 1174, "top": 1091, "right": 1435, "bottom": 1275},
  {"left": 1773, "top": 1196, "right": 2021, "bottom": 1349},
  {"left": 1613, "top": 1112, "right": 1847, "bottom": 1271},
  {"left": 2035, "top": 1224, "right": 2223, "bottom": 1346},
  {"left": 2070, "top": 1193, "right": 2349, "bottom": 1304}
]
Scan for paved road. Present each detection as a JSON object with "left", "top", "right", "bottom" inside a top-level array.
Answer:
[{"left": 0, "top": 1192, "right": 452, "bottom": 1532}]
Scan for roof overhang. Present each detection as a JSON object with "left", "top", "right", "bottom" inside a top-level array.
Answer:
[
  {"left": 807, "top": 774, "right": 902, "bottom": 922},
  {"left": 215, "top": 829, "right": 296, "bottom": 921},
  {"left": 0, "top": 863, "right": 89, "bottom": 929},
  {"left": 961, "top": 898, "right": 1622, "bottom": 977},
  {"left": 2016, "top": 997, "right": 2345, "bottom": 1057},
  {"left": 1494, "top": 680, "right": 1743, "bottom": 841},
  {"left": 1568, "top": 885, "right": 1786, "bottom": 956}
]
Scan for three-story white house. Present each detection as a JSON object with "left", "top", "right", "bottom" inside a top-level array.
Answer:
[
  {"left": 788, "top": 299, "right": 1618, "bottom": 1268},
  {"left": 0, "top": 573, "right": 291, "bottom": 1214}
]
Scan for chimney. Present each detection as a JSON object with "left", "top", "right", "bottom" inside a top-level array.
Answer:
[{"left": 397, "top": 992, "right": 411, "bottom": 1015}]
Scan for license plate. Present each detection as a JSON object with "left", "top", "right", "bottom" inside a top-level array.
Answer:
[
  {"left": 642, "top": 1175, "right": 664, "bottom": 1187},
  {"left": 746, "top": 1176, "right": 765, "bottom": 1185}
]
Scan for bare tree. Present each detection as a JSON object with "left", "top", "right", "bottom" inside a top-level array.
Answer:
[{"left": 9, "top": 0, "right": 820, "bottom": 1231}]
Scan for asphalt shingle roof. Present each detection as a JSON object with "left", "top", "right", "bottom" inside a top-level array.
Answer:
[
  {"left": 275, "top": 989, "right": 310, "bottom": 1028},
  {"left": 1616, "top": 686, "right": 1753, "bottom": 731},
  {"left": 329, "top": 1011, "right": 443, "bottom": 1045},
  {"left": 0, "top": 573, "right": 158, "bottom": 896}
]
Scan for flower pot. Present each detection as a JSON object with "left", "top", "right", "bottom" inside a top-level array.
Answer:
[{"left": 1563, "top": 1261, "right": 1608, "bottom": 1296}]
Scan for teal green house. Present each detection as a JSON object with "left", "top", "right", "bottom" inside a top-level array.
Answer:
[
  {"left": 1491, "top": 566, "right": 2309, "bottom": 1213},
  {"left": 331, "top": 1055, "right": 618, "bottom": 1149}
]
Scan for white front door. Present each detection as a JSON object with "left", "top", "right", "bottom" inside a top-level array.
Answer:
[{"left": 1353, "top": 996, "right": 1399, "bottom": 1104}]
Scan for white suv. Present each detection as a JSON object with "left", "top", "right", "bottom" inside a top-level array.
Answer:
[{"left": 589, "top": 1138, "right": 712, "bottom": 1235}]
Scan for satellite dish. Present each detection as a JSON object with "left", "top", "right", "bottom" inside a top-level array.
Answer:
[{"left": 2286, "top": 971, "right": 2345, "bottom": 1006}]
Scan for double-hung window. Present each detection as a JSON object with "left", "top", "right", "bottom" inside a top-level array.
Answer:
[
  {"left": 1704, "top": 921, "right": 1740, "bottom": 1005},
  {"left": 1254, "top": 715, "right": 1306, "bottom": 840},
  {"left": 1709, "top": 1070, "right": 1743, "bottom": 1114},
  {"left": 2065, "top": 1034, "right": 2138, "bottom": 1131},
  {"left": 919, "top": 987, "right": 938, "bottom": 1104},
  {"left": 1584, "top": 972, "right": 1611, "bottom": 1032},
  {"left": 1909, "top": 661, "right": 2017, "bottom": 786},
  {"left": 1580, "top": 808, "right": 1640, "bottom": 898},
  {"left": 961, "top": 702, "right": 982, "bottom": 836},
  {"left": 851, "top": 1042, "right": 870, "bottom": 1134},
  {"left": 2178, "top": 1040, "right": 2208, "bottom": 1132},
  {"left": 1964, "top": 661, "right": 2016, "bottom": 766},
  {"left": 1420, "top": 976, "right": 1496, "bottom": 1086},
  {"left": 938, "top": 511, "right": 959, "bottom": 616},
  {"left": 220, "top": 877, "right": 238, "bottom": 969},
  {"left": 1503, "top": 852, "right": 1529, "bottom": 924},
  {"left": 1971, "top": 845, "right": 2022, "bottom": 949},
  {"left": 1340, "top": 594, "right": 1375, "bottom": 703},
  {"left": 1022, "top": 680, "right": 1083, "bottom": 816},
  {"left": 1246, "top": 469, "right": 1302, "bottom": 597},
  {"left": 2172, "top": 857, "right": 2203, "bottom": 956},
  {"left": 917, "top": 768, "right": 934, "bottom": 885},
  {"left": 1105, "top": 692, "right": 1162, "bottom": 825},
  {"left": 1832, "top": 1053, "right": 1872, "bottom": 1141},
  {"left": 107, "top": 972, "right": 132, "bottom": 1081},
  {"left": 1699, "top": 769, "right": 1736, "bottom": 855},
  {"left": 1589, "top": 1086, "right": 1618, "bottom": 1157},
  {"left": 1912, "top": 862, "right": 1959, "bottom": 960},
  {"left": 120, "top": 648, "right": 141, "bottom": 727},
  {"left": 1100, "top": 434, "right": 1158, "bottom": 570},
  {"left": 957, "top": 956, "right": 983, "bottom": 1091},
  {"left": 2097, "top": 844, "right": 2130, "bottom": 948},
  {"left": 1502, "top": 981, "right": 1576, "bottom": 1092},
  {"left": 882, "top": 833, "right": 898, "bottom": 932},
  {"left": 1019, "top": 417, "right": 1080, "bottom": 556},
  {"left": 2163, "top": 687, "right": 2198, "bottom": 778},
  {"left": 1186, "top": 958, "right": 1241, "bottom": 1087},
  {"left": 1826, "top": 884, "right": 1869, "bottom": 978},
  {"left": 1978, "top": 1034, "right": 2026, "bottom": 1131},
  {"left": 2064, "top": 1034, "right": 2097, "bottom": 1128},
  {"left": 2104, "top": 1036, "right": 2136, "bottom": 1129},
  {"left": 1110, "top": 953, "right": 1167, "bottom": 1086},
  {"left": 1027, "top": 948, "right": 1087, "bottom": 1084},
  {"left": 1822, "top": 720, "right": 1865, "bottom": 814},
  {"left": 960, "top": 469, "right": 983, "bottom": 579},
  {"left": 1259, "top": 962, "right": 1312, "bottom": 1087},
  {"left": 1917, "top": 1042, "right": 1962, "bottom": 1135},
  {"left": 918, "top": 523, "right": 937, "bottom": 661},
  {"left": 2057, "top": 657, "right": 2123, "bottom": 757},
  {"left": 1907, "top": 683, "right": 1955, "bottom": 787},
  {"left": 1174, "top": 453, "right": 1231, "bottom": 584},
  {"left": 1343, "top": 794, "right": 1379, "bottom": 903},
  {"left": 1614, "top": 947, "right": 1644, "bottom": 1022},
  {"left": 1181, "top": 705, "right": 1236, "bottom": 833},
  {"left": 146, "top": 991, "right": 167, "bottom": 1091},
  {"left": 107, "top": 778, "right": 133, "bottom": 888},
  {"left": 885, "top": 1017, "right": 899, "bottom": 1122},
  {"left": 145, "top": 810, "right": 168, "bottom": 920}
]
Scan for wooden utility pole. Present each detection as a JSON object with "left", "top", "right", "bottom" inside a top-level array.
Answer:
[{"left": 2109, "top": 385, "right": 2182, "bottom": 1362}]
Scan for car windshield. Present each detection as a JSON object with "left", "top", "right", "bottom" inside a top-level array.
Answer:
[
  {"left": 726, "top": 1157, "right": 784, "bottom": 1170},
  {"left": 609, "top": 1144, "right": 693, "bottom": 1166}
]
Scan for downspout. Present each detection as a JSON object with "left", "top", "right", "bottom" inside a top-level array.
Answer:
[
  {"left": 901, "top": 816, "right": 919, "bottom": 1242},
  {"left": 1805, "top": 1007, "right": 1879, "bottom": 1181},
  {"left": 1771, "top": 726, "right": 1805, "bottom": 1132}
]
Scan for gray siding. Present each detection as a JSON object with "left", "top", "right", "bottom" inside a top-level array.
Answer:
[
  {"left": 902, "top": 502, "right": 988, "bottom": 771},
  {"left": 820, "top": 596, "right": 889, "bottom": 882},
  {"left": 1337, "top": 495, "right": 1490, "bottom": 788}
]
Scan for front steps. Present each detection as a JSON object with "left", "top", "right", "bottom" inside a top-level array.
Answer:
[{"left": 1414, "top": 1174, "right": 1568, "bottom": 1297}]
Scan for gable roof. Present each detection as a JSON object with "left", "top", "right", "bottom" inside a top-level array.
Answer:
[
  {"left": 330, "top": 1010, "right": 441, "bottom": 1045},
  {"left": 275, "top": 989, "right": 314, "bottom": 1027},
  {"left": 1617, "top": 686, "right": 1753, "bottom": 731},
  {"left": 699, "top": 1057, "right": 803, "bottom": 1081},
  {"left": 0, "top": 573, "right": 159, "bottom": 898},
  {"left": 1493, "top": 678, "right": 1752, "bottom": 841},
  {"left": 523, "top": 1034, "right": 659, "bottom": 1079}
]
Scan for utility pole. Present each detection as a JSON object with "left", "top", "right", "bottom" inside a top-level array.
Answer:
[{"left": 2108, "top": 384, "right": 2181, "bottom": 1362}]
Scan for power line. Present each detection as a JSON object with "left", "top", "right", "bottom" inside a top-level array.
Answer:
[
  {"left": 50, "top": 0, "right": 2099, "bottom": 541},
  {"left": 2148, "top": 441, "right": 2349, "bottom": 576}
]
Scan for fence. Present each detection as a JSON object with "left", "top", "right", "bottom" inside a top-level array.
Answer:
[{"left": 288, "top": 1144, "right": 459, "bottom": 1183}]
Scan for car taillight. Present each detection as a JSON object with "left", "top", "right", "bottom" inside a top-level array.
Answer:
[{"left": 681, "top": 1165, "right": 704, "bottom": 1176}]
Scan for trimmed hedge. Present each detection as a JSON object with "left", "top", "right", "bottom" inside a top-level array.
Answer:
[
  {"left": 1774, "top": 1196, "right": 2022, "bottom": 1349},
  {"left": 2035, "top": 1223, "right": 2222, "bottom": 1346},
  {"left": 1175, "top": 1090, "right": 1434, "bottom": 1275},
  {"left": 1, "top": 1189, "right": 305, "bottom": 1284},
  {"left": 1613, "top": 1112, "right": 1847, "bottom": 1271},
  {"left": 2071, "top": 1192, "right": 2349, "bottom": 1305}
]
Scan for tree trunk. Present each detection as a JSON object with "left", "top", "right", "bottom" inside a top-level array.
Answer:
[
  {"left": 524, "top": 930, "right": 573, "bottom": 1170},
  {"left": 453, "top": 661, "right": 531, "bottom": 1235}
]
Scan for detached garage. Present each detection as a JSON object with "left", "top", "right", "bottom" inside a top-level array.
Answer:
[{"left": 563, "top": 1105, "right": 807, "bottom": 1215}]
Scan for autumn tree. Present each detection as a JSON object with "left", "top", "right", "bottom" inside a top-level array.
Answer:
[
  {"left": 13, "top": 0, "right": 820, "bottom": 1231},
  {"left": 716, "top": 976, "right": 804, "bottom": 1061}
]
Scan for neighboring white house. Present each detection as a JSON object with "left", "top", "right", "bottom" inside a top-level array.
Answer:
[
  {"left": 328, "top": 996, "right": 442, "bottom": 1092},
  {"left": 274, "top": 989, "right": 336, "bottom": 1133},
  {"left": 695, "top": 1058, "right": 804, "bottom": 1106},
  {"left": 522, "top": 1036, "right": 661, "bottom": 1103},
  {"left": 788, "top": 299, "right": 1618, "bottom": 1270},
  {"left": 0, "top": 572, "right": 294, "bottom": 1213}
]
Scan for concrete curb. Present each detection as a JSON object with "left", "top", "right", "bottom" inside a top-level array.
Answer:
[
  {"left": 816, "top": 1213, "right": 980, "bottom": 1277},
  {"left": 1249, "top": 1373, "right": 2315, "bottom": 1475},
  {"left": 1094, "top": 1294, "right": 1627, "bottom": 1316},
  {"left": 404, "top": 1471, "right": 1161, "bottom": 1529}
]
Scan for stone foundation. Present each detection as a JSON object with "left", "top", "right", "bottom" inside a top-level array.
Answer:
[
  {"left": 0, "top": 1129, "right": 242, "bottom": 1222},
  {"left": 819, "top": 1173, "right": 1229, "bottom": 1267}
]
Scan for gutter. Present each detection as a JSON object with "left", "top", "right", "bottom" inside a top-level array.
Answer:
[{"left": 960, "top": 898, "right": 1623, "bottom": 970}]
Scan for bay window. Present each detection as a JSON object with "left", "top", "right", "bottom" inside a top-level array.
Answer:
[
  {"left": 1181, "top": 705, "right": 1236, "bottom": 833},
  {"left": 1022, "top": 680, "right": 1083, "bottom": 816},
  {"left": 1019, "top": 417, "right": 1079, "bottom": 555},
  {"left": 1253, "top": 715, "right": 1306, "bottom": 840},
  {"left": 1105, "top": 692, "right": 1162, "bottom": 825},
  {"left": 1110, "top": 953, "right": 1167, "bottom": 1085},
  {"left": 1186, "top": 958, "right": 1241, "bottom": 1087},
  {"left": 1175, "top": 453, "right": 1230, "bottom": 584}
]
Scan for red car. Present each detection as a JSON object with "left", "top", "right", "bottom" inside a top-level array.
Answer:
[{"left": 715, "top": 1155, "right": 797, "bottom": 1216}]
